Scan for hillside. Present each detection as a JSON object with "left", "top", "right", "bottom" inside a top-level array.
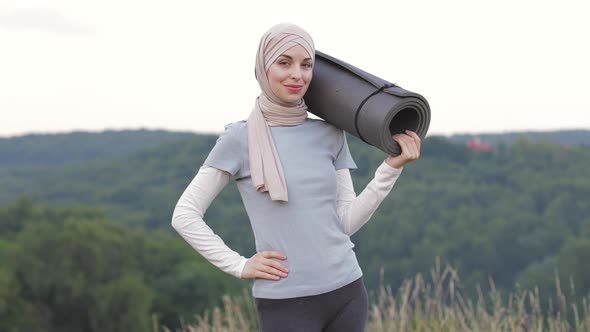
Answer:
[
  {"left": 0, "top": 129, "right": 197, "bottom": 167},
  {"left": 1, "top": 127, "right": 589, "bottom": 330},
  {"left": 449, "top": 129, "right": 590, "bottom": 146},
  {"left": 1, "top": 127, "right": 589, "bottom": 295}
]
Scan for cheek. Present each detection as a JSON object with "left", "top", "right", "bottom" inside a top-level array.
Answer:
[
  {"left": 267, "top": 67, "right": 286, "bottom": 85},
  {"left": 304, "top": 71, "right": 313, "bottom": 83},
  {"left": 266, "top": 69, "right": 277, "bottom": 84}
]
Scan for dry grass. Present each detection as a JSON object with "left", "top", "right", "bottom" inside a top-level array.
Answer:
[
  {"left": 159, "top": 260, "right": 590, "bottom": 332},
  {"left": 367, "top": 259, "right": 589, "bottom": 332},
  {"left": 157, "top": 289, "right": 259, "bottom": 332}
]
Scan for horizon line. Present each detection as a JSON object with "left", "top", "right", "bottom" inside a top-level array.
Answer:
[{"left": 1, "top": 126, "right": 590, "bottom": 139}]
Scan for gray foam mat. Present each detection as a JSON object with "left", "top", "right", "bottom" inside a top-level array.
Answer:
[{"left": 305, "top": 51, "right": 431, "bottom": 155}]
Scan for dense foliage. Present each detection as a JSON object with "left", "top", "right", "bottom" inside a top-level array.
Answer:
[
  {"left": 0, "top": 198, "right": 248, "bottom": 331},
  {"left": 450, "top": 129, "right": 590, "bottom": 146},
  {"left": 0, "top": 129, "right": 196, "bottom": 167},
  {"left": 0, "top": 129, "right": 589, "bottom": 331}
]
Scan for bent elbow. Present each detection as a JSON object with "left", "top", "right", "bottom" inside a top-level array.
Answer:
[{"left": 170, "top": 206, "right": 183, "bottom": 231}]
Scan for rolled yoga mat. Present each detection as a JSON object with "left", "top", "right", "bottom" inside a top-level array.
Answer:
[{"left": 305, "top": 50, "right": 431, "bottom": 156}]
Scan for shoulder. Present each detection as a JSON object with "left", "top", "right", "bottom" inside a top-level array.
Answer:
[
  {"left": 305, "top": 118, "right": 342, "bottom": 135},
  {"left": 218, "top": 120, "right": 248, "bottom": 141},
  {"left": 304, "top": 119, "right": 348, "bottom": 152},
  {"left": 223, "top": 119, "right": 247, "bottom": 134},
  {"left": 209, "top": 120, "right": 247, "bottom": 152}
]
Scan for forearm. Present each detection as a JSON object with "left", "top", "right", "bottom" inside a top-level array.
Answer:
[
  {"left": 171, "top": 166, "right": 248, "bottom": 278},
  {"left": 337, "top": 161, "right": 403, "bottom": 235}
]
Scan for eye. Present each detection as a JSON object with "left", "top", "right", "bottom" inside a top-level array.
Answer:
[
  {"left": 279, "top": 60, "right": 290, "bottom": 66},
  {"left": 303, "top": 62, "right": 313, "bottom": 68}
]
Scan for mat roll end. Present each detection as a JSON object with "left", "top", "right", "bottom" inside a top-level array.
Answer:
[{"left": 305, "top": 50, "right": 431, "bottom": 156}]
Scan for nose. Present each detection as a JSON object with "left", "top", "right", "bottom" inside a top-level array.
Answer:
[{"left": 290, "top": 66, "right": 302, "bottom": 80}]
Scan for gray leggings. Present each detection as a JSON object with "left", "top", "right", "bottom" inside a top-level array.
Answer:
[{"left": 254, "top": 278, "right": 368, "bottom": 332}]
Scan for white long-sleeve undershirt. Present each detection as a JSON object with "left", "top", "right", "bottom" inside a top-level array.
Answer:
[{"left": 171, "top": 161, "right": 402, "bottom": 279}]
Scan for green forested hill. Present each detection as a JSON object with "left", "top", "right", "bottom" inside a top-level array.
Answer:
[
  {"left": 0, "top": 199, "right": 247, "bottom": 331},
  {"left": 1, "top": 128, "right": 590, "bottom": 331},
  {"left": 449, "top": 129, "right": 590, "bottom": 146},
  {"left": 0, "top": 129, "right": 197, "bottom": 167},
  {"left": 0, "top": 133, "right": 221, "bottom": 227}
]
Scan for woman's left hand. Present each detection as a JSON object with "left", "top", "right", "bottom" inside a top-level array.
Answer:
[{"left": 385, "top": 130, "right": 421, "bottom": 169}]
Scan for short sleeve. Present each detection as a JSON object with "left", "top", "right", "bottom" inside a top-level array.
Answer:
[
  {"left": 334, "top": 131, "right": 357, "bottom": 170},
  {"left": 203, "top": 124, "right": 242, "bottom": 176}
]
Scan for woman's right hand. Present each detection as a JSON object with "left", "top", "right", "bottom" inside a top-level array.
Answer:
[{"left": 241, "top": 251, "right": 289, "bottom": 280}]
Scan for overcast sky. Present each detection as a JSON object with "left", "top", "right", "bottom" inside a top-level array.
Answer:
[{"left": 1, "top": 0, "right": 588, "bottom": 138}]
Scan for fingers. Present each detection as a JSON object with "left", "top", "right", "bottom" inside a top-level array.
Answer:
[
  {"left": 266, "top": 258, "right": 289, "bottom": 273},
  {"left": 260, "top": 251, "right": 286, "bottom": 260},
  {"left": 393, "top": 134, "right": 417, "bottom": 157},
  {"left": 259, "top": 251, "right": 288, "bottom": 271},
  {"left": 392, "top": 131, "right": 420, "bottom": 160},
  {"left": 405, "top": 130, "right": 422, "bottom": 149},
  {"left": 243, "top": 251, "right": 289, "bottom": 281},
  {"left": 254, "top": 263, "right": 289, "bottom": 280},
  {"left": 256, "top": 271, "right": 284, "bottom": 280}
]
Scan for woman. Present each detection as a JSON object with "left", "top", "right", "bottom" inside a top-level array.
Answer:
[{"left": 171, "top": 23, "right": 421, "bottom": 332}]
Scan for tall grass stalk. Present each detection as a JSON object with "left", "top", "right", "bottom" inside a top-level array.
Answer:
[{"left": 162, "top": 261, "right": 590, "bottom": 332}]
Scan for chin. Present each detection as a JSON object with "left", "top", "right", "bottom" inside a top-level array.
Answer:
[{"left": 279, "top": 95, "right": 303, "bottom": 104}]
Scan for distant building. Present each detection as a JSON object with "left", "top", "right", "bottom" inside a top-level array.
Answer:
[{"left": 466, "top": 137, "right": 491, "bottom": 151}]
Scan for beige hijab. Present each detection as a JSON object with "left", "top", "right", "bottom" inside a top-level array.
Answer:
[{"left": 247, "top": 23, "right": 315, "bottom": 202}]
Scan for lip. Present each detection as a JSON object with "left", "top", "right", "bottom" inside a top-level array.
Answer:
[{"left": 284, "top": 85, "right": 303, "bottom": 92}]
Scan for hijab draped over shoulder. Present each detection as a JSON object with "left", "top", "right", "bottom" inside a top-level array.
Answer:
[{"left": 247, "top": 23, "right": 315, "bottom": 202}]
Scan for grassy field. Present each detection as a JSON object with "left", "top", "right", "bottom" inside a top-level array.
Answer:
[{"left": 158, "top": 261, "right": 590, "bottom": 332}]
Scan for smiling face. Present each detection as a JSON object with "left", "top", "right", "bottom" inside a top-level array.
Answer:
[{"left": 266, "top": 44, "right": 313, "bottom": 105}]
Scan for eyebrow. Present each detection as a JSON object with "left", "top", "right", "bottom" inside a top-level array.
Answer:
[{"left": 278, "top": 54, "right": 313, "bottom": 61}]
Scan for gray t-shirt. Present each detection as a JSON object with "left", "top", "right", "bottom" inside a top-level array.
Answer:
[{"left": 204, "top": 118, "right": 360, "bottom": 299}]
